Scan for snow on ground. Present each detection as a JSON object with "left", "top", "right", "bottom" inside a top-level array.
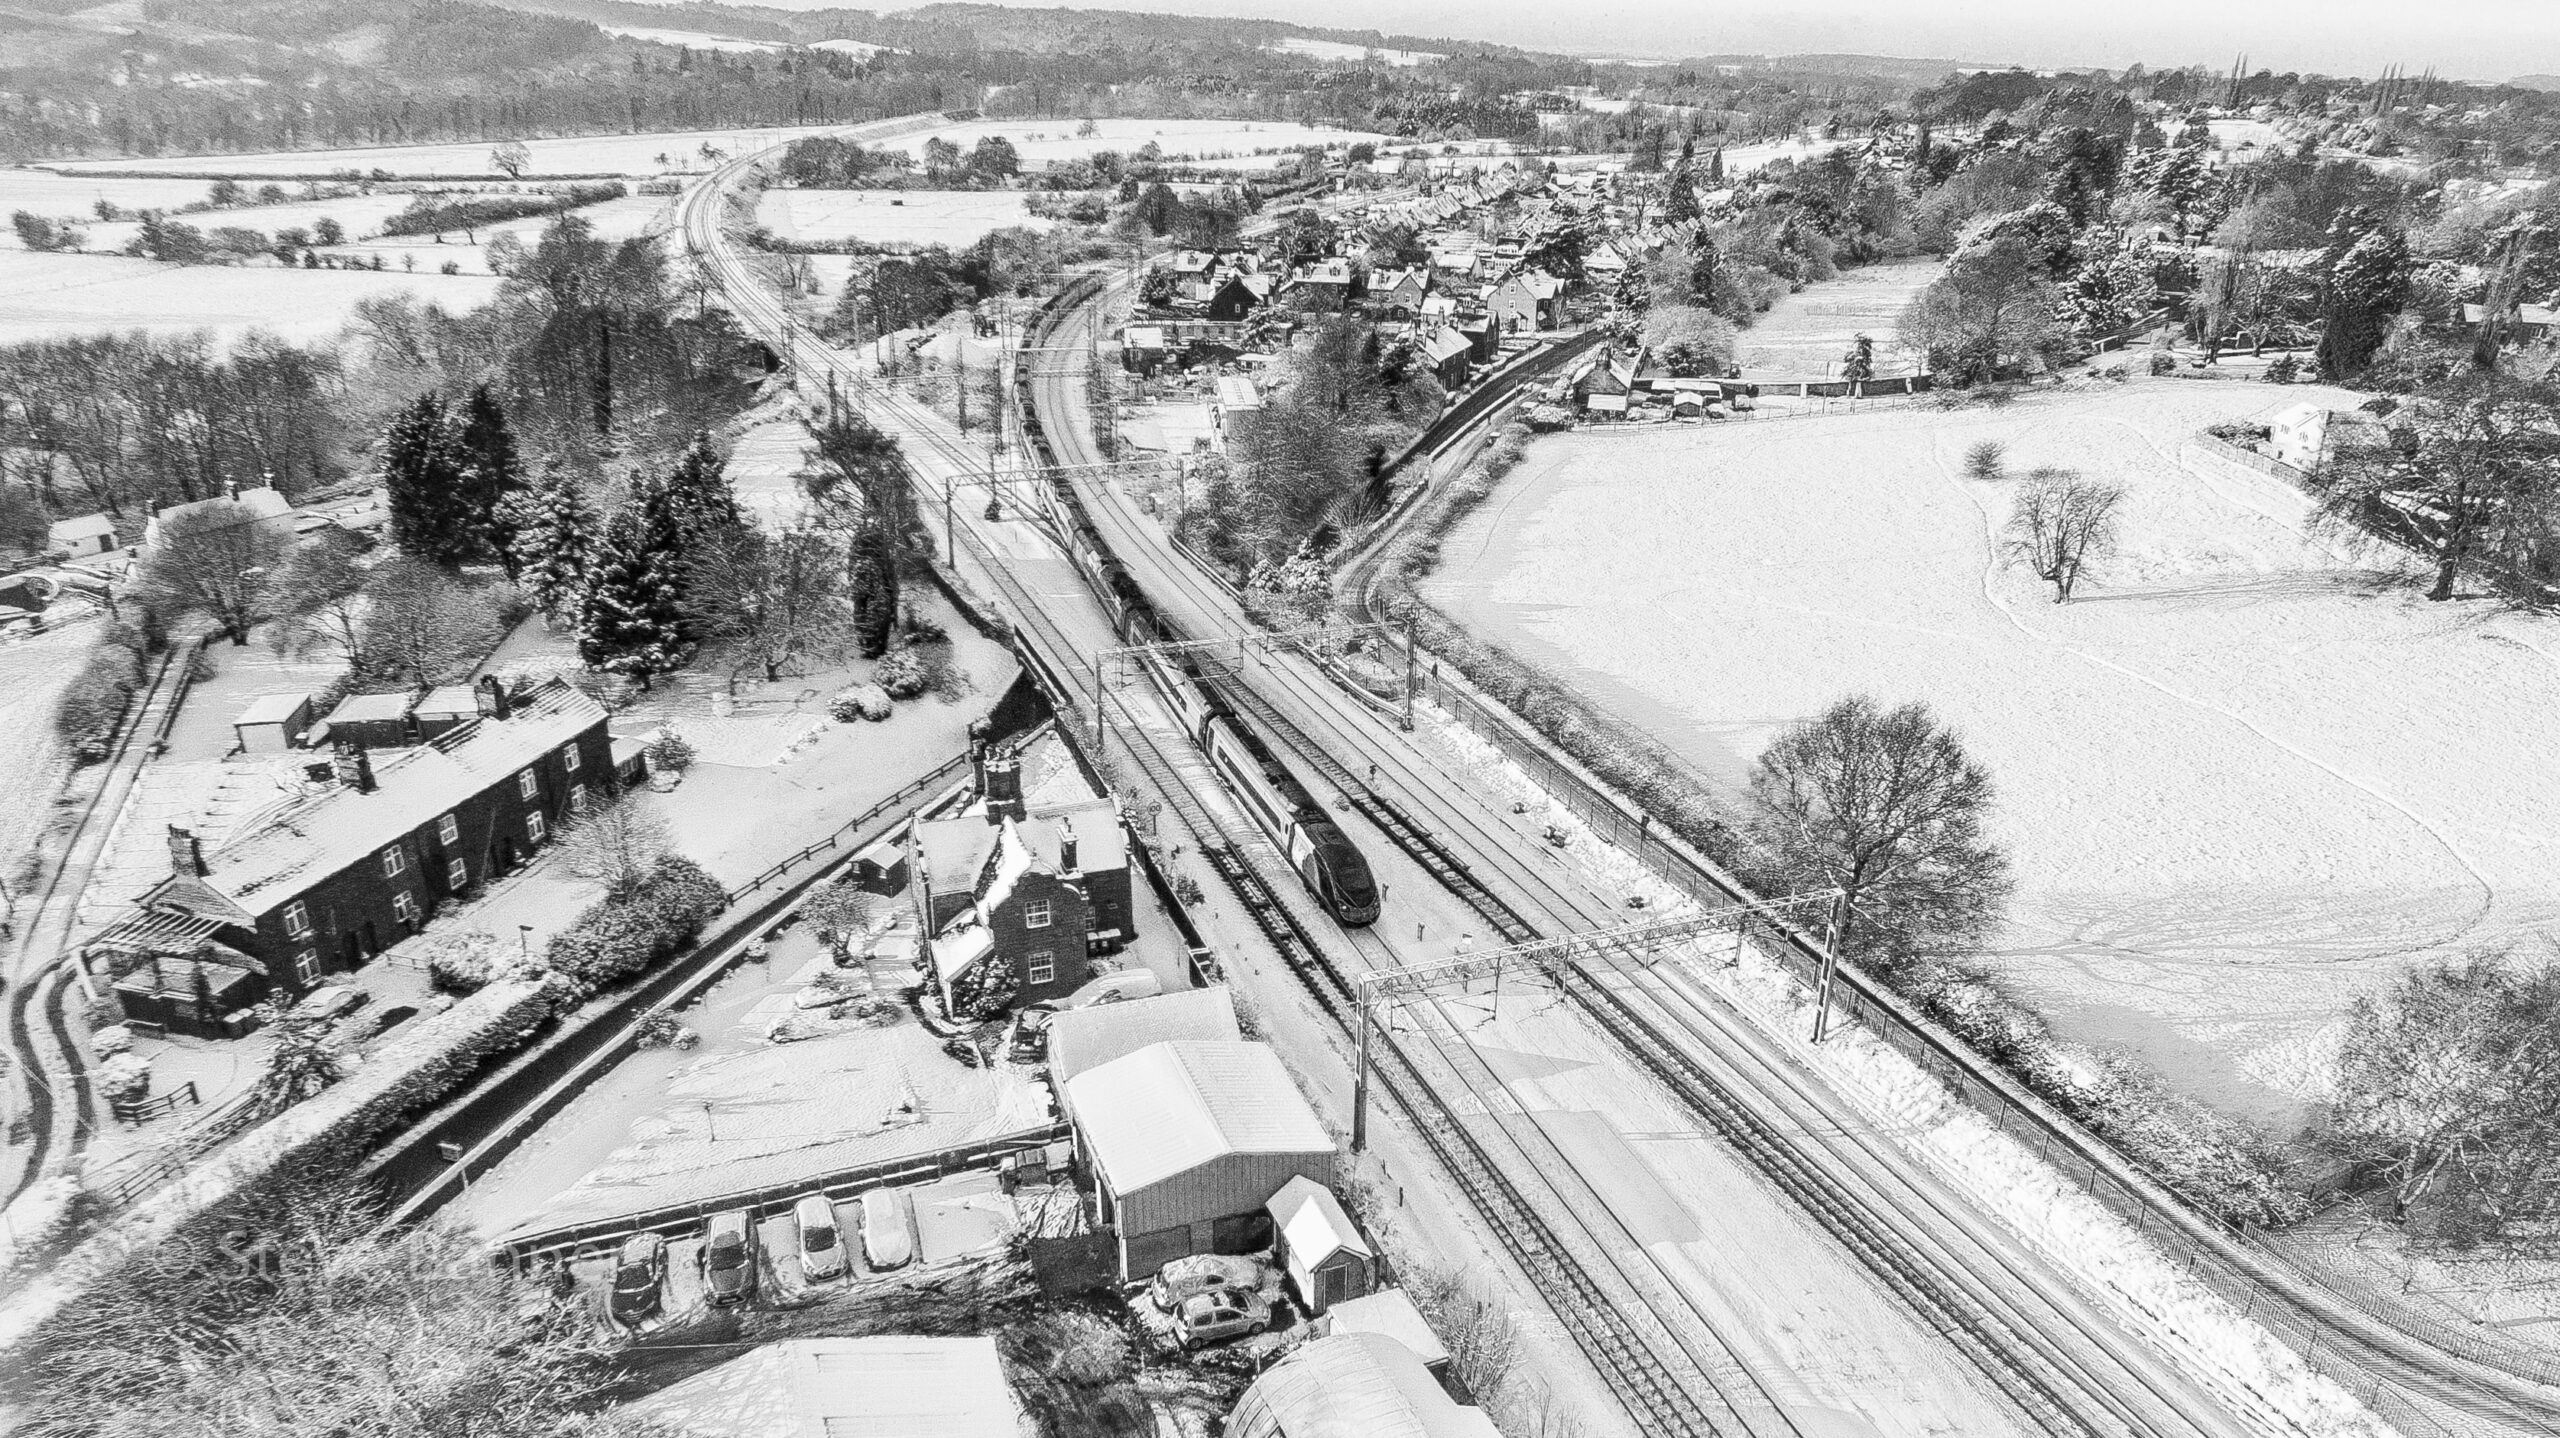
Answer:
[
  {"left": 1734, "top": 256, "right": 1941, "bottom": 378},
  {"left": 1269, "top": 36, "right": 1444, "bottom": 66},
  {"left": 0, "top": 249, "right": 501, "bottom": 343},
  {"left": 756, "top": 188, "right": 1052, "bottom": 249},
  {"left": 0, "top": 170, "right": 246, "bottom": 224},
  {"left": 0, "top": 621, "right": 93, "bottom": 889},
  {"left": 1426, "top": 379, "right": 2560, "bottom": 1126},
  {"left": 867, "top": 119, "right": 1390, "bottom": 173},
  {"left": 45, "top": 126, "right": 842, "bottom": 180},
  {"left": 318, "top": 193, "right": 670, "bottom": 276},
  {"left": 599, "top": 23, "right": 790, "bottom": 54},
  {"left": 456, "top": 921, "right": 1052, "bottom": 1239}
]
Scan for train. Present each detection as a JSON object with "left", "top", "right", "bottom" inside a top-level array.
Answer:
[{"left": 1017, "top": 289, "right": 1382, "bottom": 928}]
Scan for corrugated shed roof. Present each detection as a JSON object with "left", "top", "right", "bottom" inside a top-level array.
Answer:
[
  {"left": 1325, "top": 1289, "right": 1447, "bottom": 1370},
  {"left": 1065, "top": 1040, "right": 1331, "bottom": 1192},
  {"left": 623, "top": 1336, "right": 1022, "bottom": 1438},
  {"left": 1226, "top": 1332, "right": 1497, "bottom": 1438},
  {"left": 204, "top": 681, "right": 604, "bottom": 914},
  {"left": 1049, "top": 987, "right": 1241, "bottom": 1088}
]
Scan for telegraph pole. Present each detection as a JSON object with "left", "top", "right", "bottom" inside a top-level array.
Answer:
[
  {"left": 1811, "top": 890, "right": 1850, "bottom": 1043},
  {"left": 1351, "top": 976, "right": 1375, "bottom": 1152},
  {"left": 1401, "top": 614, "right": 1418, "bottom": 732}
]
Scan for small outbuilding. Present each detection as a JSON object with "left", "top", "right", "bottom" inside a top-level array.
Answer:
[
  {"left": 620, "top": 1336, "right": 1023, "bottom": 1438},
  {"left": 48, "top": 514, "right": 117, "bottom": 559},
  {"left": 232, "top": 693, "right": 315, "bottom": 753},
  {"left": 1226, "top": 1332, "right": 1499, "bottom": 1438},
  {"left": 1323, "top": 1289, "right": 1449, "bottom": 1378},
  {"left": 1065, "top": 1039, "right": 1335, "bottom": 1279},
  {"left": 1265, "top": 1175, "right": 1374, "bottom": 1314}
]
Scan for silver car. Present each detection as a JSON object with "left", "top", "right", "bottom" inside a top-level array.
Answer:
[{"left": 793, "top": 1195, "right": 846, "bottom": 1282}]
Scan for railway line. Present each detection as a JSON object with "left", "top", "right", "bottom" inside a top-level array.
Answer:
[{"left": 683, "top": 126, "right": 2389, "bottom": 1438}]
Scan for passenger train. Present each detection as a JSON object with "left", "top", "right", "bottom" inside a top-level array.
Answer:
[{"left": 1017, "top": 303, "right": 1381, "bottom": 927}]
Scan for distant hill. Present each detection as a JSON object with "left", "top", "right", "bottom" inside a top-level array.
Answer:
[{"left": 2513, "top": 74, "right": 2560, "bottom": 92}]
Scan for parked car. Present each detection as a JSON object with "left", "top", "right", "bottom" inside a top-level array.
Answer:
[
  {"left": 294, "top": 985, "right": 368, "bottom": 1023},
  {"left": 1035, "top": 970, "right": 1163, "bottom": 1016},
  {"left": 858, "top": 1190, "right": 911, "bottom": 1271},
  {"left": 1147, "top": 1253, "right": 1266, "bottom": 1313},
  {"left": 608, "top": 1232, "right": 666, "bottom": 1325},
  {"left": 701, "top": 1211, "right": 756, "bottom": 1306},
  {"left": 793, "top": 1195, "right": 847, "bottom": 1281},
  {"left": 1171, "top": 1287, "right": 1272, "bottom": 1351}
]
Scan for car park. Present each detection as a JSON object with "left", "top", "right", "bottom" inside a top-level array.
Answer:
[
  {"left": 1171, "top": 1288, "right": 1271, "bottom": 1351},
  {"left": 701, "top": 1211, "right": 756, "bottom": 1305},
  {"left": 858, "top": 1190, "right": 911, "bottom": 1271},
  {"left": 793, "top": 1195, "right": 847, "bottom": 1281},
  {"left": 608, "top": 1232, "right": 667, "bottom": 1325},
  {"left": 1148, "top": 1253, "right": 1267, "bottom": 1313}
]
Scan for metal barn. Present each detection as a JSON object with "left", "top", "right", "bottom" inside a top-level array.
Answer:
[{"left": 1065, "top": 1040, "right": 1336, "bottom": 1280}]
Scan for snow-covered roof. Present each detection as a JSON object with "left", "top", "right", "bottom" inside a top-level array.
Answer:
[
  {"left": 928, "top": 920, "right": 994, "bottom": 989},
  {"left": 48, "top": 514, "right": 114, "bottom": 543},
  {"left": 415, "top": 684, "right": 479, "bottom": 718},
  {"left": 1267, "top": 1174, "right": 1369, "bottom": 1272},
  {"left": 1049, "top": 986, "right": 1241, "bottom": 1088},
  {"left": 321, "top": 690, "right": 417, "bottom": 726},
  {"left": 1421, "top": 328, "right": 1472, "bottom": 362},
  {"left": 1021, "top": 804, "right": 1124, "bottom": 877},
  {"left": 1226, "top": 1332, "right": 1499, "bottom": 1438},
  {"left": 622, "top": 1336, "right": 1022, "bottom": 1438},
  {"left": 1064, "top": 1040, "right": 1332, "bottom": 1193},
  {"left": 1324, "top": 1289, "right": 1447, "bottom": 1370},
  {"left": 975, "top": 819, "right": 1038, "bottom": 915},
  {"left": 232, "top": 693, "right": 309, "bottom": 727},
  {"left": 1215, "top": 376, "right": 1263, "bottom": 411},
  {"left": 914, "top": 815, "right": 1001, "bottom": 901},
  {"left": 193, "top": 681, "right": 605, "bottom": 915}
]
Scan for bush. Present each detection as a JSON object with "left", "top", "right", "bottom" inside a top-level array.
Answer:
[
  {"left": 2263, "top": 354, "right": 2300, "bottom": 384},
  {"left": 828, "top": 682, "right": 893, "bottom": 722},
  {"left": 54, "top": 625, "right": 148, "bottom": 764},
  {"left": 2147, "top": 350, "right": 2178, "bottom": 376},
  {"left": 97, "top": 1054, "right": 151, "bottom": 1105},
  {"left": 423, "top": 931, "right": 497, "bottom": 996},
  {"left": 542, "top": 855, "right": 727, "bottom": 990},
  {"left": 379, "top": 182, "right": 625, "bottom": 239},
  {"left": 1962, "top": 441, "right": 2006, "bottom": 481},
  {"left": 872, "top": 647, "right": 931, "bottom": 699},
  {"left": 633, "top": 1013, "right": 698, "bottom": 1050},
  {"left": 646, "top": 729, "right": 696, "bottom": 773}
]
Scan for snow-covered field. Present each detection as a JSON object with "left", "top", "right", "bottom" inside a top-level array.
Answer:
[
  {"left": 43, "top": 126, "right": 839, "bottom": 180},
  {"left": 1269, "top": 36, "right": 1444, "bottom": 66},
  {"left": 0, "top": 170, "right": 241, "bottom": 223},
  {"left": 1734, "top": 256, "right": 1941, "bottom": 378},
  {"left": 1426, "top": 380, "right": 2560, "bottom": 1124},
  {"left": 320, "top": 193, "right": 669, "bottom": 276},
  {"left": 0, "top": 249, "right": 501, "bottom": 343},
  {"left": 869, "top": 118, "right": 1391, "bottom": 173},
  {"left": 756, "top": 188, "right": 1051, "bottom": 248},
  {"left": 599, "top": 23, "right": 788, "bottom": 54}
]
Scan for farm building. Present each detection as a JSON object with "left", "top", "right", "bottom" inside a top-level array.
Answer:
[
  {"left": 1049, "top": 985, "right": 1240, "bottom": 1090},
  {"left": 1266, "top": 1175, "right": 1374, "bottom": 1314},
  {"left": 1064, "top": 1039, "right": 1335, "bottom": 1279},
  {"left": 1226, "top": 1332, "right": 1497, "bottom": 1438},
  {"left": 621, "top": 1336, "right": 1023, "bottom": 1438}
]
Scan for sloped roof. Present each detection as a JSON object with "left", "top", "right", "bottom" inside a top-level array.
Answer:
[
  {"left": 1267, "top": 1174, "right": 1369, "bottom": 1271},
  {"left": 1226, "top": 1332, "right": 1498, "bottom": 1438},
  {"left": 320, "top": 689, "right": 416, "bottom": 726},
  {"left": 201, "top": 681, "right": 604, "bottom": 915},
  {"left": 1421, "top": 328, "right": 1472, "bottom": 363},
  {"left": 1021, "top": 803, "right": 1124, "bottom": 878},
  {"left": 1325, "top": 1289, "right": 1447, "bottom": 1370},
  {"left": 1064, "top": 1040, "right": 1332, "bottom": 1193},
  {"left": 49, "top": 514, "right": 115, "bottom": 543},
  {"left": 623, "top": 1336, "right": 1021, "bottom": 1438},
  {"left": 233, "top": 692, "right": 310, "bottom": 727},
  {"left": 1049, "top": 986, "right": 1241, "bottom": 1088}
]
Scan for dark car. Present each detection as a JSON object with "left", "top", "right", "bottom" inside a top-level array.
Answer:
[
  {"left": 701, "top": 1211, "right": 755, "bottom": 1307},
  {"left": 608, "top": 1232, "right": 666, "bottom": 1325}
]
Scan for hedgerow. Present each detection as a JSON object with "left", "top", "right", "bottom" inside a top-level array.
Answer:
[{"left": 542, "top": 855, "right": 726, "bottom": 990}]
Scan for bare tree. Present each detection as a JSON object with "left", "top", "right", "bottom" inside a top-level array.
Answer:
[
  {"left": 1745, "top": 695, "right": 2012, "bottom": 971},
  {"left": 2330, "top": 949, "right": 2560, "bottom": 1250},
  {"left": 360, "top": 557, "right": 502, "bottom": 686},
  {"left": 678, "top": 525, "right": 852, "bottom": 688},
  {"left": 553, "top": 790, "right": 674, "bottom": 899},
  {"left": 131, "top": 498, "right": 290, "bottom": 644},
  {"left": 265, "top": 529, "right": 371, "bottom": 667},
  {"left": 2317, "top": 376, "right": 2560, "bottom": 602},
  {"left": 2006, "top": 468, "right": 2125, "bottom": 602},
  {"left": 1897, "top": 236, "right": 2065, "bottom": 385},
  {"left": 801, "top": 876, "right": 874, "bottom": 960},
  {"left": 491, "top": 139, "right": 532, "bottom": 179}
]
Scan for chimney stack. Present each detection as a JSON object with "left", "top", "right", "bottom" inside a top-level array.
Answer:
[
  {"left": 1059, "top": 830, "right": 1079, "bottom": 874},
  {"left": 166, "top": 825, "right": 206, "bottom": 877},
  {"left": 967, "top": 720, "right": 991, "bottom": 797},
  {"left": 331, "top": 742, "right": 376, "bottom": 794},
  {"left": 983, "top": 755, "right": 1024, "bottom": 823},
  {"left": 475, "top": 673, "right": 512, "bottom": 721}
]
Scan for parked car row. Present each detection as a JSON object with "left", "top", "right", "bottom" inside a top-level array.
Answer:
[
  {"left": 1138, "top": 1254, "right": 1286, "bottom": 1353},
  {"left": 604, "top": 1189, "right": 915, "bottom": 1329}
]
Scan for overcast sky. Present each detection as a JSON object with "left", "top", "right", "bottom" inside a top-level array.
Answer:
[{"left": 835, "top": 0, "right": 2560, "bottom": 83}]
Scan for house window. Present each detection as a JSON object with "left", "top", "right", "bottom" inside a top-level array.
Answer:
[
  {"left": 380, "top": 846, "right": 405, "bottom": 879},
  {"left": 526, "top": 811, "right": 547, "bottom": 845},
  {"left": 1023, "top": 898, "right": 1052, "bottom": 930},
  {"left": 447, "top": 858, "right": 468, "bottom": 891},
  {"left": 292, "top": 949, "right": 320, "bottom": 985},
  {"left": 517, "top": 769, "right": 538, "bottom": 801},
  {"left": 283, "top": 901, "right": 312, "bottom": 940},
  {"left": 438, "top": 812, "right": 459, "bottom": 847},
  {"left": 561, "top": 743, "right": 581, "bottom": 773},
  {"left": 1026, "top": 950, "right": 1055, "bottom": 985},
  {"left": 569, "top": 786, "right": 590, "bottom": 814},
  {"left": 392, "top": 891, "right": 420, "bottom": 926}
]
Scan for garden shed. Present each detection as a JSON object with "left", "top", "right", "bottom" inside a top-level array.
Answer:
[
  {"left": 1064, "top": 1039, "right": 1335, "bottom": 1279},
  {"left": 1265, "top": 1175, "right": 1374, "bottom": 1314}
]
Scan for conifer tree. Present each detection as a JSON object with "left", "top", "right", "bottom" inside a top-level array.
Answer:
[
  {"left": 659, "top": 429, "right": 744, "bottom": 546},
  {"left": 577, "top": 477, "right": 693, "bottom": 685},
  {"left": 455, "top": 385, "right": 526, "bottom": 573},
  {"left": 502, "top": 462, "right": 597, "bottom": 622},
  {"left": 382, "top": 394, "right": 474, "bottom": 568}
]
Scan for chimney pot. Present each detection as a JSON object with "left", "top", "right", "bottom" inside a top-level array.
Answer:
[
  {"left": 332, "top": 742, "right": 376, "bottom": 793},
  {"left": 1060, "top": 831, "right": 1079, "bottom": 873},
  {"left": 984, "top": 756, "right": 1024, "bottom": 823}
]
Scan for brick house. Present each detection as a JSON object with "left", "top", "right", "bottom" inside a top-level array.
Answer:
[
  {"left": 911, "top": 737, "right": 1133, "bottom": 1017},
  {"left": 91, "top": 677, "right": 613, "bottom": 1036},
  {"left": 1486, "top": 270, "right": 1566, "bottom": 333}
]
